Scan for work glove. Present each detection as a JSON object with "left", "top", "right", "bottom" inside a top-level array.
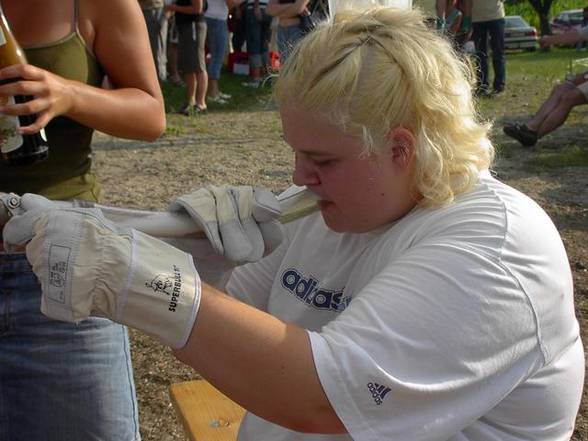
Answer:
[
  {"left": 3, "top": 205, "right": 201, "bottom": 349},
  {"left": 169, "top": 185, "right": 283, "bottom": 264}
]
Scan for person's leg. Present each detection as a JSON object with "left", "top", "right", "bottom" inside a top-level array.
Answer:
[
  {"left": 526, "top": 83, "right": 575, "bottom": 131},
  {"left": 0, "top": 254, "right": 140, "bottom": 441},
  {"left": 167, "top": 17, "right": 182, "bottom": 83},
  {"left": 534, "top": 85, "right": 586, "bottom": 137},
  {"left": 177, "top": 22, "right": 199, "bottom": 110},
  {"left": 142, "top": 8, "right": 160, "bottom": 75},
  {"left": 472, "top": 21, "right": 489, "bottom": 93},
  {"left": 156, "top": 8, "right": 168, "bottom": 82},
  {"left": 245, "top": 8, "right": 262, "bottom": 84},
  {"left": 205, "top": 18, "right": 228, "bottom": 100},
  {"left": 488, "top": 18, "right": 505, "bottom": 93},
  {"left": 195, "top": 20, "right": 208, "bottom": 110},
  {"left": 260, "top": 11, "right": 273, "bottom": 74}
]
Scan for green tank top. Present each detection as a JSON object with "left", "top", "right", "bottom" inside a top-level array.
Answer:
[{"left": 0, "top": 2, "right": 104, "bottom": 202}]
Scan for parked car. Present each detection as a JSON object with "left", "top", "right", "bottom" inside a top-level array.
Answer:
[
  {"left": 550, "top": 9, "right": 583, "bottom": 35},
  {"left": 504, "top": 15, "right": 538, "bottom": 51}
]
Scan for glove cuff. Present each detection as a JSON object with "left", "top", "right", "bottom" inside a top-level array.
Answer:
[{"left": 115, "top": 230, "right": 201, "bottom": 348}]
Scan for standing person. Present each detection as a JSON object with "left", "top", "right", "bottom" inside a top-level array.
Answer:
[
  {"left": 267, "top": 0, "right": 310, "bottom": 63},
  {"left": 139, "top": 0, "right": 169, "bottom": 81},
  {"left": 462, "top": 0, "right": 505, "bottom": 96},
  {"left": 229, "top": 2, "right": 248, "bottom": 52},
  {"left": 243, "top": 0, "right": 272, "bottom": 88},
  {"left": 166, "top": 0, "right": 208, "bottom": 114},
  {"left": 503, "top": 24, "right": 588, "bottom": 147},
  {"left": 0, "top": 0, "right": 165, "bottom": 440},
  {"left": 3, "top": 6, "right": 584, "bottom": 441},
  {"left": 205, "top": 0, "right": 233, "bottom": 103}
]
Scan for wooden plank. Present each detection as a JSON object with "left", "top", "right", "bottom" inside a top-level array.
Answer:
[{"left": 170, "top": 380, "right": 245, "bottom": 441}]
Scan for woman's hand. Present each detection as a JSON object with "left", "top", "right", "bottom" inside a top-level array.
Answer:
[{"left": 0, "top": 63, "right": 73, "bottom": 135}]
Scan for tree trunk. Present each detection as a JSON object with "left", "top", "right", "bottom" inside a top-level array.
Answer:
[{"left": 527, "top": 0, "right": 554, "bottom": 35}]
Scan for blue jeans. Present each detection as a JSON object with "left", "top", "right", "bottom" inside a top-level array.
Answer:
[
  {"left": 277, "top": 24, "right": 303, "bottom": 63},
  {"left": 245, "top": 8, "right": 272, "bottom": 69},
  {"left": 205, "top": 17, "right": 229, "bottom": 80},
  {"left": 0, "top": 253, "right": 140, "bottom": 441},
  {"left": 472, "top": 18, "right": 506, "bottom": 92}
]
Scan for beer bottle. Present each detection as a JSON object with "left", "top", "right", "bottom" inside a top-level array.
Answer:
[{"left": 0, "top": 5, "right": 48, "bottom": 166}]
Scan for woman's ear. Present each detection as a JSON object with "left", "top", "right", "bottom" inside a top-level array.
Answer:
[{"left": 387, "top": 127, "right": 416, "bottom": 170}]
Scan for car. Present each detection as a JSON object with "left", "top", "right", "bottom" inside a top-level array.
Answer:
[
  {"left": 504, "top": 15, "right": 538, "bottom": 51},
  {"left": 550, "top": 9, "right": 584, "bottom": 36}
]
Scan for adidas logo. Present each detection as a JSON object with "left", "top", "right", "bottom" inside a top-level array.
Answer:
[{"left": 367, "top": 382, "right": 391, "bottom": 405}]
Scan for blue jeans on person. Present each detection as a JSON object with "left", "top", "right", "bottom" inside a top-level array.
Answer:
[
  {"left": 205, "top": 17, "right": 229, "bottom": 80},
  {"left": 472, "top": 18, "right": 505, "bottom": 92},
  {"left": 277, "top": 24, "right": 303, "bottom": 63},
  {"left": 0, "top": 253, "right": 140, "bottom": 441},
  {"left": 245, "top": 8, "right": 272, "bottom": 69}
]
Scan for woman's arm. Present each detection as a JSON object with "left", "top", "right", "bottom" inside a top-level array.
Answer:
[
  {"left": 0, "top": 0, "right": 165, "bottom": 141},
  {"left": 174, "top": 283, "right": 347, "bottom": 434},
  {"left": 267, "top": 0, "right": 309, "bottom": 18}
]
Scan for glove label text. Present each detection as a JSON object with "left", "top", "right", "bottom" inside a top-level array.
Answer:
[
  {"left": 47, "top": 244, "right": 71, "bottom": 304},
  {"left": 145, "top": 264, "right": 183, "bottom": 312}
]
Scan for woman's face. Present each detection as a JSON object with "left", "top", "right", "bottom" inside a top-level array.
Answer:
[{"left": 280, "top": 107, "right": 417, "bottom": 233}]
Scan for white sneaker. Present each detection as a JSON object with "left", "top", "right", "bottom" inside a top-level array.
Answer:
[
  {"left": 219, "top": 92, "right": 232, "bottom": 99},
  {"left": 208, "top": 95, "right": 229, "bottom": 104},
  {"left": 242, "top": 80, "right": 261, "bottom": 88}
]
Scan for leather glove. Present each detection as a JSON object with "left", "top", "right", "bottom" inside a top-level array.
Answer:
[
  {"left": 3, "top": 206, "right": 201, "bottom": 349},
  {"left": 169, "top": 185, "right": 283, "bottom": 264}
]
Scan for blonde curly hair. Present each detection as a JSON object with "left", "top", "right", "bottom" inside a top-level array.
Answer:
[{"left": 274, "top": 7, "right": 494, "bottom": 207}]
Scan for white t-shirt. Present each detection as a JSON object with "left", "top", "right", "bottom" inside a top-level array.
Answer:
[
  {"left": 226, "top": 173, "right": 584, "bottom": 441},
  {"left": 205, "top": 0, "right": 229, "bottom": 21},
  {"left": 471, "top": 0, "right": 505, "bottom": 22}
]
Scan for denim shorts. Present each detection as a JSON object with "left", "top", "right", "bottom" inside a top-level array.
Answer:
[
  {"left": 0, "top": 253, "right": 140, "bottom": 441},
  {"left": 277, "top": 24, "right": 304, "bottom": 63},
  {"left": 245, "top": 8, "right": 272, "bottom": 68}
]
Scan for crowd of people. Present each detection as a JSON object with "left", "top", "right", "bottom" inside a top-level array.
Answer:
[
  {"left": 0, "top": 1, "right": 585, "bottom": 441},
  {"left": 138, "top": 0, "right": 318, "bottom": 114}
]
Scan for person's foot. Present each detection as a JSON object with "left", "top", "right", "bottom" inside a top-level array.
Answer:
[
  {"left": 218, "top": 92, "right": 232, "bottom": 99},
  {"left": 177, "top": 103, "right": 194, "bottom": 115},
  {"left": 492, "top": 86, "right": 505, "bottom": 95},
  {"left": 503, "top": 123, "right": 538, "bottom": 147},
  {"left": 474, "top": 85, "right": 491, "bottom": 98},
  {"left": 178, "top": 103, "right": 207, "bottom": 115},
  {"left": 208, "top": 95, "right": 229, "bottom": 104}
]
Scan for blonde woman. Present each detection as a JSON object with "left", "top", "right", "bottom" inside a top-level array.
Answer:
[{"left": 5, "top": 6, "right": 584, "bottom": 441}]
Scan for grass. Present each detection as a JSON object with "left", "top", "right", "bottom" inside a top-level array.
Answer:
[{"left": 531, "top": 144, "right": 588, "bottom": 167}]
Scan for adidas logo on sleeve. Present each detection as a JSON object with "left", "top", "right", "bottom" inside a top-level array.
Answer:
[{"left": 367, "top": 382, "right": 391, "bottom": 405}]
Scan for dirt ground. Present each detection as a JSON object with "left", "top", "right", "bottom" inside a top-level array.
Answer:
[{"left": 92, "top": 102, "right": 587, "bottom": 440}]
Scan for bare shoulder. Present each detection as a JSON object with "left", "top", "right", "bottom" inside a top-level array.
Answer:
[{"left": 79, "top": 0, "right": 143, "bottom": 30}]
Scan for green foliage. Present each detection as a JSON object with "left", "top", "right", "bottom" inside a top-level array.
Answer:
[{"left": 504, "top": 0, "right": 586, "bottom": 31}]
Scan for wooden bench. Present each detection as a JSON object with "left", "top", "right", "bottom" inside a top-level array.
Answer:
[{"left": 170, "top": 380, "right": 246, "bottom": 441}]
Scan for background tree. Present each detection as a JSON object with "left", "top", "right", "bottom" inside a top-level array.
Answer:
[{"left": 527, "top": 0, "right": 555, "bottom": 35}]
